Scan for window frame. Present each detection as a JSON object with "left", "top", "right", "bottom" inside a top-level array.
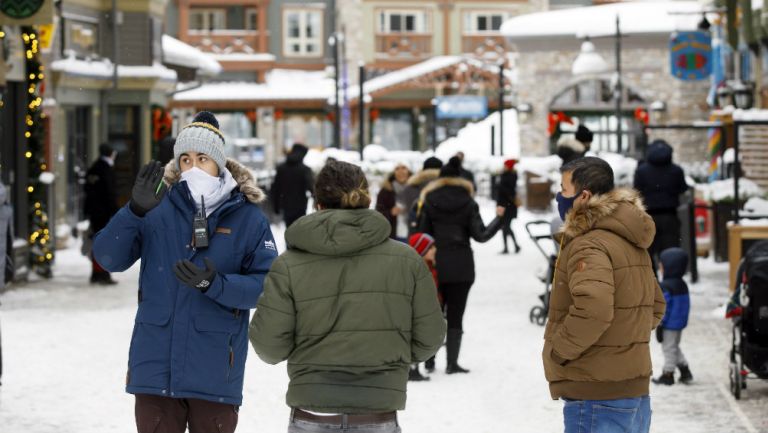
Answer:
[
  {"left": 282, "top": 7, "right": 325, "bottom": 58},
  {"left": 245, "top": 7, "right": 259, "bottom": 31},
  {"left": 188, "top": 8, "right": 227, "bottom": 33},
  {"left": 463, "top": 10, "right": 509, "bottom": 35},
  {"left": 377, "top": 9, "right": 430, "bottom": 34}
]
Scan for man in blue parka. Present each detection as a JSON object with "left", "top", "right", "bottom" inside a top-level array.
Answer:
[{"left": 93, "top": 112, "right": 277, "bottom": 433}]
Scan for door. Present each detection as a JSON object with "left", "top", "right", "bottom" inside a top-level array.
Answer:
[
  {"left": 66, "top": 106, "right": 90, "bottom": 225},
  {"left": 108, "top": 105, "right": 141, "bottom": 206}
]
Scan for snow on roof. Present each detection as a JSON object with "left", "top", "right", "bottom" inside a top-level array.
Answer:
[
  {"left": 501, "top": 1, "right": 705, "bottom": 40},
  {"left": 51, "top": 54, "right": 177, "bottom": 81},
  {"left": 172, "top": 69, "right": 333, "bottom": 102},
  {"left": 162, "top": 35, "right": 222, "bottom": 77},
  {"left": 365, "top": 56, "right": 463, "bottom": 95},
  {"left": 210, "top": 53, "right": 276, "bottom": 62}
]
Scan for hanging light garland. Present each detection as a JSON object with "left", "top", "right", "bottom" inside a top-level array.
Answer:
[{"left": 21, "top": 25, "right": 53, "bottom": 277}]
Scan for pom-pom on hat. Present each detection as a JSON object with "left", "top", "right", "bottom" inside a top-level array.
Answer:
[
  {"left": 174, "top": 111, "right": 227, "bottom": 176},
  {"left": 409, "top": 233, "right": 435, "bottom": 256},
  {"left": 440, "top": 156, "right": 463, "bottom": 178},
  {"left": 575, "top": 124, "right": 594, "bottom": 144},
  {"left": 504, "top": 159, "right": 518, "bottom": 170},
  {"left": 423, "top": 156, "right": 443, "bottom": 170}
]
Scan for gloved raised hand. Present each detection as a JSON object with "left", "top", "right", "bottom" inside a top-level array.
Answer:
[
  {"left": 130, "top": 160, "right": 167, "bottom": 217},
  {"left": 174, "top": 258, "right": 217, "bottom": 292},
  {"left": 655, "top": 325, "right": 664, "bottom": 343}
]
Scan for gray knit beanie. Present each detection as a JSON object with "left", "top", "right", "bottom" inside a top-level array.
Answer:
[{"left": 174, "top": 111, "right": 227, "bottom": 175}]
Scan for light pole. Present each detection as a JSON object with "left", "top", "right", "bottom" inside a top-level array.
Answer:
[
  {"left": 614, "top": 15, "right": 623, "bottom": 153},
  {"left": 329, "top": 34, "right": 342, "bottom": 148},
  {"left": 358, "top": 62, "right": 366, "bottom": 160},
  {"left": 498, "top": 60, "right": 505, "bottom": 156}
]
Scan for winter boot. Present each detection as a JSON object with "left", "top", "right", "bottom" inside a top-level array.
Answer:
[
  {"left": 408, "top": 364, "right": 430, "bottom": 381},
  {"left": 425, "top": 356, "right": 436, "bottom": 373},
  {"left": 652, "top": 371, "right": 675, "bottom": 385},
  {"left": 678, "top": 364, "right": 693, "bottom": 384},
  {"left": 446, "top": 329, "right": 470, "bottom": 374}
]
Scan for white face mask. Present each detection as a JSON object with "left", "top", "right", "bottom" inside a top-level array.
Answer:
[{"left": 180, "top": 166, "right": 237, "bottom": 216}]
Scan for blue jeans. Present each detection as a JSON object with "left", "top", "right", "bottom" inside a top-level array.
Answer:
[{"left": 563, "top": 396, "right": 651, "bottom": 433}]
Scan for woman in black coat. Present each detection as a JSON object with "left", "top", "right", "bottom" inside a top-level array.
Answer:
[
  {"left": 418, "top": 157, "right": 503, "bottom": 374},
  {"left": 497, "top": 159, "right": 521, "bottom": 254}
]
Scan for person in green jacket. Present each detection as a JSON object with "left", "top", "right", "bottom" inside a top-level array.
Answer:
[{"left": 249, "top": 160, "right": 446, "bottom": 433}]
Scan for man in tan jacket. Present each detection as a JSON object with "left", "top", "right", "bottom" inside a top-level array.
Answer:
[{"left": 545, "top": 157, "right": 666, "bottom": 433}]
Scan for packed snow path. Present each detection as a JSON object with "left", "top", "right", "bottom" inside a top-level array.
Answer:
[{"left": 1, "top": 204, "right": 766, "bottom": 433}]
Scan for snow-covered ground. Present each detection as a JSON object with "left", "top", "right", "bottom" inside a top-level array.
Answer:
[{"left": 1, "top": 202, "right": 766, "bottom": 433}]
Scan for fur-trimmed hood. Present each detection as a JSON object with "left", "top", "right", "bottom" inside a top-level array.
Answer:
[
  {"left": 407, "top": 168, "right": 441, "bottom": 188},
  {"left": 163, "top": 158, "right": 266, "bottom": 204},
  {"left": 419, "top": 177, "right": 475, "bottom": 211},
  {"left": 561, "top": 188, "right": 655, "bottom": 249}
]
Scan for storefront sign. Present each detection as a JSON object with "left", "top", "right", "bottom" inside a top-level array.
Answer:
[
  {"left": 670, "top": 31, "right": 712, "bottom": 81},
  {"left": 435, "top": 96, "right": 488, "bottom": 120},
  {"left": 0, "top": 0, "right": 53, "bottom": 25}
]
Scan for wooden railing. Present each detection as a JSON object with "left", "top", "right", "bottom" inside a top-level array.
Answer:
[
  {"left": 375, "top": 33, "right": 432, "bottom": 59},
  {"left": 184, "top": 30, "right": 266, "bottom": 53},
  {"left": 461, "top": 34, "right": 506, "bottom": 57}
]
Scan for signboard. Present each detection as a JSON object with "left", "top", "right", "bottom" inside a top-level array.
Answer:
[
  {"left": 435, "top": 96, "right": 488, "bottom": 120},
  {"left": 0, "top": 0, "right": 53, "bottom": 26},
  {"left": 670, "top": 31, "right": 712, "bottom": 81}
]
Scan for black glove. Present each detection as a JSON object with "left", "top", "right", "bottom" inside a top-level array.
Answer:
[
  {"left": 174, "top": 258, "right": 217, "bottom": 292},
  {"left": 655, "top": 326, "right": 664, "bottom": 343},
  {"left": 130, "top": 160, "right": 168, "bottom": 217}
]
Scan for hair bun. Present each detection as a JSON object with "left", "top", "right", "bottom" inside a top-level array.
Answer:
[
  {"left": 341, "top": 188, "right": 371, "bottom": 209},
  {"left": 193, "top": 111, "right": 220, "bottom": 130}
]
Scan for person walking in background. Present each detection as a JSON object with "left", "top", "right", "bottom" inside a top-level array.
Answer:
[
  {"left": 455, "top": 152, "right": 477, "bottom": 193},
  {"left": 419, "top": 156, "right": 503, "bottom": 374},
  {"left": 249, "top": 160, "right": 445, "bottom": 433},
  {"left": 546, "top": 157, "right": 666, "bottom": 433},
  {"left": 376, "top": 163, "right": 412, "bottom": 241},
  {"left": 83, "top": 143, "right": 119, "bottom": 285},
  {"left": 497, "top": 159, "right": 521, "bottom": 254},
  {"left": 633, "top": 139, "right": 689, "bottom": 271},
  {"left": 407, "top": 232, "right": 440, "bottom": 381},
  {"left": 653, "top": 247, "right": 693, "bottom": 386},
  {"left": 271, "top": 143, "right": 314, "bottom": 227},
  {"left": 402, "top": 157, "right": 443, "bottom": 235},
  {"left": 93, "top": 112, "right": 278, "bottom": 433}
]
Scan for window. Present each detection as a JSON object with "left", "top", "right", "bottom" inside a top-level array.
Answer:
[
  {"left": 64, "top": 19, "right": 99, "bottom": 58},
  {"left": 283, "top": 9, "right": 323, "bottom": 57},
  {"left": 246, "top": 8, "right": 258, "bottom": 31},
  {"left": 464, "top": 12, "right": 508, "bottom": 34},
  {"left": 378, "top": 10, "right": 428, "bottom": 33},
  {"left": 189, "top": 9, "right": 226, "bottom": 32}
]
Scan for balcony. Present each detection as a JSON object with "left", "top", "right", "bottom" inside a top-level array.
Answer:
[
  {"left": 375, "top": 33, "right": 433, "bottom": 60},
  {"left": 462, "top": 34, "right": 506, "bottom": 60},
  {"left": 185, "top": 30, "right": 266, "bottom": 54}
]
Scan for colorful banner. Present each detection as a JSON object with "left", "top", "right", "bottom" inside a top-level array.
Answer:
[
  {"left": 670, "top": 31, "right": 712, "bottom": 81},
  {"left": 707, "top": 117, "right": 723, "bottom": 182}
]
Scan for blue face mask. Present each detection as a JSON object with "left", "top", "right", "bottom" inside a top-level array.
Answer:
[{"left": 556, "top": 191, "right": 580, "bottom": 221}]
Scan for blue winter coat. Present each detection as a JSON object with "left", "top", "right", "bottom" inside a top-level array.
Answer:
[
  {"left": 633, "top": 140, "right": 688, "bottom": 213},
  {"left": 93, "top": 159, "right": 278, "bottom": 405},
  {"left": 659, "top": 248, "right": 690, "bottom": 330}
]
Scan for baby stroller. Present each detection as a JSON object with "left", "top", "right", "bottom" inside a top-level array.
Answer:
[
  {"left": 525, "top": 220, "right": 558, "bottom": 326},
  {"left": 727, "top": 240, "right": 768, "bottom": 400}
]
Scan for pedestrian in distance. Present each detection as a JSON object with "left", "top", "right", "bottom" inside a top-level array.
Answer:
[
  {"left": 271, "top": 143, "right": 315, "bottom": 228},
  {"left": 375, "top": 163, "right": 412, "bottom": 241},
  {"left": 546, "top": 156, "right": 666, "bottom": 433},
  {"left": 454, "top": 152, "right": 477, "bottom": 193},
  {"left": 407, "top": 232, "right": 440, "bottom": 381},
  {"left": 653, "top": 247, "right": 693, "bottom": 386},
  {"left": 92, "top": 111, "right": 278, "bottom": 433},
  {"left": 249, "top": 159, "right": 445, "bottom": 433},
  {"left": 418, "top": 156, "right": 504, "bottom": 374},
  {"left": 633, "top": 139, "right": 689, "bottom": 272},
  {"left": 497, "top": 158, "right": 521, "bottom": 254},
  {"left": 402, "top": 156, "right": 442, "bottom": 235},
  {"left": 84, "top": 143, "right": 120, "bottom": 285}
]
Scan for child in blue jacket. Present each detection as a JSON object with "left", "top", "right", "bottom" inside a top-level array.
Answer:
[{"left": 653, "top": 247, "right": 693, "bottom": 385}]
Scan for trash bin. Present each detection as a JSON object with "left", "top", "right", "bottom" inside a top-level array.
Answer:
[{"left": 525, "top": 171, "right": 553, "bottom": 212}]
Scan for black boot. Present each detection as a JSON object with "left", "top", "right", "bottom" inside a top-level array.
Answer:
[
  {"left": 678, "top": 364, "right": 693, "bottom": 384},
  {"left": 652, "top": 371, "right": 675, "bottom": 385},
  {"left": 408, "top": 364, "right": 430, "bottom": 381},
  {"left": 424, "top": 356, "right": 436, "bottom": 373},
  {"left": 446, "top": 329, "right": 469, "bottom": 374}
]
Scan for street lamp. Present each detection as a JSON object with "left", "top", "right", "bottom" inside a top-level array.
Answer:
[
  {"left": 717, "top": 84, "right": 733, "bottom": 108},
  {"left": 649, "top": 101, "right": 667, "bottom": 123},
  {"left": 572, "top": 39, "right": 610, "bottom": 76},
  {"left": 328, "top": 33, "right": 342, "bottom": 148},
  {"left": 732, "top": 81, "right": 755, "bottom": 110}
]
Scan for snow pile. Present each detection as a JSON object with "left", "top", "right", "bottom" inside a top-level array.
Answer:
[
  {"left": 173, "top": 69, "right": 334, "bottom": 102},
  {"left": 742, "top": 197, "right": 768, "bottom": 217},
  {"left": 162, "top": 35, "right": 222, "bottom": 77},
  {"left": 435, "top": 109, "right": 520, "bottom": 169},
  {"left": 698, "top": 178, "right": 765, "bottom": 202}
]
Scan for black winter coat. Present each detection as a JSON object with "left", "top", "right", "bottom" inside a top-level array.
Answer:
[
  {"left": 84, "top": 158, "right": 119, "bottom": 232},
  {"left": 375, "top": 177, "right": 398, "bottom": 238},
  {"left": 271, "top": 153, "right": 314, "bottom": 218},
  {"left": 418, "top": 177, "right": 502, "bottom": 284},
  {"left": 634, "top": 142, "right": 688, "bottom": 213},
  {"left": 496, "top": 170, "right": 518, "bottom": 219}
]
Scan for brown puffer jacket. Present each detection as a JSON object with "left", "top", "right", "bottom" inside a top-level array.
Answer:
[{"left": 543, "top": 188, "right": 666, "bottom": 400}]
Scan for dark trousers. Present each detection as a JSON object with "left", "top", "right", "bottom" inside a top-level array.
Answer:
[
  {"left": 500, "top": 208, "right": 519, "bottom": 251},
  {"left": 649, "top": 213, "right": 681, "bottom": 272},
  {"left": 284, "top": 210, "right": 307, "bottom": 228},
  {"left": 440, "top": 282, "right": 473, "bottom": 330},
  {"left": 91, "top": 257, "right": 111, "bottom": 282},
  {"left": 135, "top": 394, "right": 239, "bottom": 433}
]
